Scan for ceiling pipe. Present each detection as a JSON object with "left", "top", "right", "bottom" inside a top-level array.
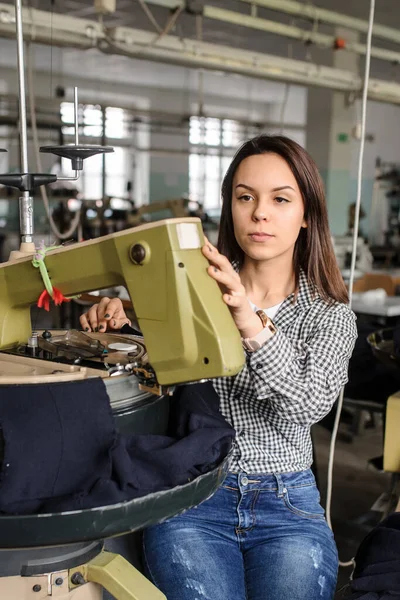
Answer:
[
  {"left": 142, "top": 0, "right": 400, "bottom": 65},
  {"left": 0, "top": 4, "right": 400, "bottom": 105},
  {"left": 239, "top": 0, "right": 400, "bottom": 46},
  {"left": 203, "top": 5, "right": 400, "bottom": 65}
]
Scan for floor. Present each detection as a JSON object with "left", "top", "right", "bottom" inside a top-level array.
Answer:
[{"left": 313, "top": 415, "right": 392, "bottom": 596}]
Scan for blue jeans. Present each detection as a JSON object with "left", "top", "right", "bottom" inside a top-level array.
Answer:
[{"left": 143, "top": 470, "right": 338, "bottom": 600}]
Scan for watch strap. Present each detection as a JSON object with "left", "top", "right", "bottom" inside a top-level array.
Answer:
[{"left": 242, "top": 312, "right": 277, "bottom": 352}]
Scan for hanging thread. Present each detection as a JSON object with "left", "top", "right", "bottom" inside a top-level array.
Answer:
[{"left": 32, "top": 242, "right": 79, "bottom": 311}]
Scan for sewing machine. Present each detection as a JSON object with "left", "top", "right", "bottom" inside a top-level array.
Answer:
[
  {"left": 0, "top": 2, "right": 245, "bottom": 595},
  {"left": 0, "top": 217, "right": 243, "bottom": 390},
  {"left": 0, "top": 216, "right": 243, "bottom": 600}
]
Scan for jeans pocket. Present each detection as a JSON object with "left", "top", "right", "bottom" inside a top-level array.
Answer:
[{"left": 283, "top": 483, "right": 326, "bottom": 520}]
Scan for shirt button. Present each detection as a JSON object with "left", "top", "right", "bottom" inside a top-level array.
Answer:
[
  {"left": 241, "top": 476, "right": 249, "bottom": 486},
  {"left": 256, "top": 363, "right": 263, "bottom": 370}
]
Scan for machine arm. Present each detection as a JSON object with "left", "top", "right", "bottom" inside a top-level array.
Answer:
[{"left": 0, "top": 217, "right": 244, "bottom": 385}]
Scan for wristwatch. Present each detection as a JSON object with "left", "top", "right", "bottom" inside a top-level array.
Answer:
[{"left": 242, "top": 310, "right": 277, "bottom": 352}]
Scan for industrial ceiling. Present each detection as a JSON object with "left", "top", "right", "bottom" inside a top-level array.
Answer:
[{"left": 0, "top": 1, "right": 399, "bottom": 103}]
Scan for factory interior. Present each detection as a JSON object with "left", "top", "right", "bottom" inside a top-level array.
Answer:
[{"left": 0, "top": 0, "right": 400, "bottom": 599}]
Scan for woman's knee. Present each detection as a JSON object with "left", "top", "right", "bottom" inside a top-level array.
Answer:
[
  {"left": 143, "top": 520, "right": 245, "bottom": 600},
  {"left": 244, "top": 534, "right": 338, "bottom": 600}
]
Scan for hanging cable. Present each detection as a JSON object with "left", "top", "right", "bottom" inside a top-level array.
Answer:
[
  {"left": 137, "top": 0, "right": 163, "bottom": 34},
  {"left": 279, "top": 83, "right": 290, "bottom": 134},
  {"left": 325, "top": 0, "right": 376, "bottom": 569},
  {"left": 150, "top": 5, "right": 184, "bottom": 45},
  {"left": 26, "top": 43, "right": 81, "bottom": 241},
  {"left": 102, "top": 4, "right": 183, "bottom": 56},
  {"left": 196, "top": 14, "right": 204, "bottom": 116}
]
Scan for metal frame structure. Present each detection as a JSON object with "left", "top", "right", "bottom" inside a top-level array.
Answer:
[
  {"left": 239, "top": 0, "right": 400, "bottom": 45},
  {"left": 1, "top": 3, "right": 400, "bottom": 105},
  {"left": 0, "top": 1, "right": 113, "bottom": 247},
  {"left": 144, "top": 0, "right": 400, "bottom": 64}
]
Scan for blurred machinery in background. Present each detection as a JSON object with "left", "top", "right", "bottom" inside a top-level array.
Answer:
[
  {"left": 369, "top": 160, "right": 400, "bottom": 266},
  {"left": 333, "top": 235, "right": 373, "bottom": 279}
]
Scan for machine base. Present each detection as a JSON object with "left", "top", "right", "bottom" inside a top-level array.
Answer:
[{"left": 0, "top": 574, "right": 101, "bottom": 600}]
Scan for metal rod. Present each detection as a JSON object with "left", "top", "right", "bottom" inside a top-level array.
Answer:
[
  {"left": 14, "top": 0, "right": 28, "bottom": 173},
  {"left": 74, "top": 86, "right": 79, "bottom": 146},
  {"left": 19, "top": 191, "right": 33, "bottom": 242},
  {"left": 101, "top": 106, "right": 106, "bottom": 198},
  {"left": 57, "top": 171, "right": 79, "bottom": 181}
]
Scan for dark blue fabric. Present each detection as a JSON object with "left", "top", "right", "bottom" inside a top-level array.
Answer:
[
  {"left": 0, "top": 379, "right": 116, "bottom": 513},
  {"left": 0, "top": 380, "right": 234, "bottom": 514},
  {"left": 346, "top": 513, "right": 400, "bottom": 599}
]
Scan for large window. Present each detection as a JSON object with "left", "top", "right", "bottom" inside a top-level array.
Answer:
[
  {"left": 189, "top": 153, "right": 231, "bottom": 211},
  {"left": 60, "top": 102, "right": 130, "bottom": 200},
  {"left": 189, "top": 116, "right": 255, "bottom": 211}
]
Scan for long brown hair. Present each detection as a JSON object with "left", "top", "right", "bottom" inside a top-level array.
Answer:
[{"left": 218, "top": 135, "right": 348, "bottom": 304}]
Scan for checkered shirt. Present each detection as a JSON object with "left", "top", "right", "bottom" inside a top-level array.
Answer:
[{"left": 212, "top": 270, "right": 357, "bottom": 474}]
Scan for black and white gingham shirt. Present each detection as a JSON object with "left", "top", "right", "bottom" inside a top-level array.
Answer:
[{"left": 212, "top": 270, "right": 357, "bottom": 474}]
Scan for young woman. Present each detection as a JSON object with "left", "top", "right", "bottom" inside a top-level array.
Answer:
[{"left": 80, "top": 135, "right": 357, "bottom": 600}]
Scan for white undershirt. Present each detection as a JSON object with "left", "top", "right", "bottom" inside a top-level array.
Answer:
[{"left": 249, "top": 300, "right": 283, "bottom": 320}]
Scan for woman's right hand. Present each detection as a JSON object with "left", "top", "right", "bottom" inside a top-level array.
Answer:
[{"left": 79, "top": 297, "right": 131, "bottom": 333}]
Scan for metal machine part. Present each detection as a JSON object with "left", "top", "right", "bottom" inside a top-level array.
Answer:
[
  {"left": 0, "top": 455, "right": 231, "bottom": 549},
  {"left": 0, "top": 542, "right": 103, "bottom": 577},
  {"left": 2, "top": 329, "right": 159, "bottom": 391},
  {"left": 0, "top": 321, "right": 231, "bottom": 600},
  {"left": 0, "top": 218, "right": 244, "bottom": 386},
  {"left": 368, "top": 328, "right": 400, "bottom": 474},
  {"left": 368, "top": 328, "right": 400, "bottom": 371},
  {"left": 40, "top": 144, "right": 114, "bottom": 172},
  {"left": 0, "top": 350, "right": 231, "bottom": 600},
  {"left": 0, "top": 19, "right": 113, "bottom": 246},
  {"left": 0, "top": 545, "right": 166, "bottom": 600},
  {"left": 0, "top": 3, "right": 238, "bottom": 599},
  {"left": 23, "top": 329, "right": 109, "bottom": 363},
  {"left": 0, "top": 454, "right": 231, "bottom": 599}
]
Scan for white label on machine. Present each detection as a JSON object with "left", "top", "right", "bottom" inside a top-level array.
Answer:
[{"left": 176, "top": 223, "right": 201, "bottom": 249}]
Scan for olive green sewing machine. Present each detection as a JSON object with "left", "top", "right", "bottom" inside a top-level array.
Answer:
[
  {"left": 0, "top": 217, "right": 244, "bottom": 390},
  {"left": 0, "top": 4, "right": 244, "bottom": 598},
  {"left": 0, "top": 216, "right": 242, "bottom": 600}
]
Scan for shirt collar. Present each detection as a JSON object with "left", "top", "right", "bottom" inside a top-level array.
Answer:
[{"left": 292, "top": 269, "right": 317, "bottom": 311}]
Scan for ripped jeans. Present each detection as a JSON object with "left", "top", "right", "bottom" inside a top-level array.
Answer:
[{"left": 143, "top": 470, "right": 338, "bottom": 600}]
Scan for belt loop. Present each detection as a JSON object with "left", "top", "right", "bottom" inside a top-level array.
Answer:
[{"left": 274, "top": 473, "right": 285, "bottom": 497}]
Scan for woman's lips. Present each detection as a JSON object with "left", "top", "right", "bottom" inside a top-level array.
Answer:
[{"left": 248, "top": 233, "right": 274, "bottom": 242}]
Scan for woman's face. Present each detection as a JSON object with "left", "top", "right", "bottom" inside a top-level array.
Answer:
[{"left": 231, "top": 152, "right": 307, "bottom": 264}]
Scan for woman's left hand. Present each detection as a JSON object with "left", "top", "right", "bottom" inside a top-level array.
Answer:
[{"left": 202, "top": 237, "right": 262, "bottom": 338}]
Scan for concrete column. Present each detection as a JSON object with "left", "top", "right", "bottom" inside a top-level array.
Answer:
[
  {"left": 149, "top": 138, "right": 189, "bottom": 204},
  {"left": 307, "top": 28, "right": 359, "bottom": 236},
  {"left": 148, "top": 88, "right": 190, "bottom": 205}
]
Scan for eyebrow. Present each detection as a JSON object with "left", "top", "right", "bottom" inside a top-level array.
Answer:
[{"left": 235, "top": 184, "right": 295, "bottom": 193}]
